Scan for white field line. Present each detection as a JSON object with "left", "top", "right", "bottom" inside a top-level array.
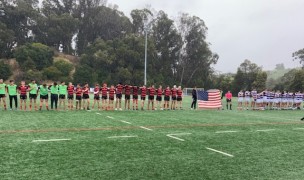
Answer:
[
  {"left": 206, "top": 147, "right": 234, "bottom": 157},
  {"left": 32, "top": 139, "right": 71, "bottom": 142},
  {"left": 139, "top": 126, "right": 153, "bottom": 131},
  {"left": 120, "top": 120, "right": 132, "bottom": 124},
  {"left": 166, "top": 133, "right": 192, "bottom": 142},
  {"left": 215, "top": 131, "right": 238, "bottom": 134},
  {"left": 96, "top": 113, "right": 101, "bottom": 115},
  {"left": 293, "top": 128, "right": 304, "bottom": 130},
  {"left": 256, "top": 129, "right": 276, "bottom": 132},
  {"left": 106, "top": 116, "right": 114, "bottom": 119},
  {"left": 108, "top": 135, "right": 138, "bottom": 139}
]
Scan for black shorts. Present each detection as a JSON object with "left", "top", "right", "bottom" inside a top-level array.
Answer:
[
  {"left": 68, "top": 94, "right": 74, "bottom": 100},
  {"left": 172, "top": 96, "right": 177, "bottom": 101},
  {"left": 94, "top": 95, "right": 100, "bottom": 100},
  {"left": 29, "top": 94, "right": 37, "bottom": 99},
  {"left": 156, "top": 96, "right": 162, "bottom": 101},
  {"left": 102, "top": 96, "right": 108, "bottom": 100},
  {"left": 20, "top": 95, "right": 27, "bottom": 100},
  {"left": 226, "top": 99, "right": 231, "bottom": 102},
  {"left": 125, "top": 94, "right": 130, "bottom": 100},
  {"left": 116, "top": 94, "right": 122, "bottom": 99},
  {"left": 149, "top": 96, "right": 154, "bottom": 100},
  {"left": 141, "top": 96, "right": 146, "bottom": 101},
  {"left": 177, "top": 97, "right": 182, "bottom": 101},
  {"left": 133, "top": 95, "right": 138, "bottom": 100},
  {"left": 0, "top": 94, "right": 5, "bottom": 98},
  {"left": 109, "top": 97, "right": 114, "bottom": 101},
  {"left": 76, "top": 95, "right": 82, "bottom": 101},
  {"left": 83, "top": 94, "right": 89, "bottom": 99},
  {"left": 164, "top": 96, "right": 170, "bottom": 101},
  {"left": 59, "top": 95, "right": 66, "bottom": 99},
  {"left": 40, "top": 95, "right": 48, "bottom": 100}
]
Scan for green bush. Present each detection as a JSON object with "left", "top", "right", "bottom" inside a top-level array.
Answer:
[
  {"left": 53, "top": 59, "right": 73, "bottom": 76},
  {"left": 0, "top": 61, "right": 12, "bottom": 80},
  {"left": 42, "top": 66, "right": 62, "bottom": 80},
  {"left": 24, "top": 70, "right": 43, "bottom": 82}
]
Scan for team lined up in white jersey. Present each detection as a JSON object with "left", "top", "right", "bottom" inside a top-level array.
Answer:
[{"left": 237, "top": 90, "right": 303, "bottom": 110}]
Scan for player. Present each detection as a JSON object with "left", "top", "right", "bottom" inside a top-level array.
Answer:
[
  {"left": 237, "top": 90, "right": 244, "bottom": 110},
  {"left": 155, "top": 85, "right": 163, "bottom": 110},
  {"left": 281, "top": 91, "right": 287, "bottom": 110},
  {"left": 115, "top": 82, "right": 123, "bottom": 111},
  {"left": 225, "top": 90, "right": 232, "bottom": 110},
  {"left": 251, "top": 89, "right": 257, "bottom": 110},
  {"left": 269, "top": 90, "right": 275, "bottom": 110},
  {"left": 263, "top": 90, "right": 269, "bottom": 110},
  {"left": 82, "top": 83, "right": 90, "bottom": 110},
  {"left": 58, "top": 81, "right": 67, "bottom": 110},
  {"left": 101, "top": 83, "right": 108, "bottom": 111},
  {"left": 256, "top": 92, "right": 263, "bottom": 110},
  {"left": 177, "top": 86, "right": 183, "bottom": 110},
  {"left": 7, "top": 80, "right": 18, "bottom": 110},
  {"left": 49, "top": 82, "right": 59, "bottom": 110},
  {"left": 92, "top": 84, "right": 100, "bottom": 110},
  {"left": 19, "top": 81, "right": 28, "bottom": 111},
  {"left": 108, "top": 85, "right": 115, "bottom": 110},
  {"left": 124, "top": 83, "right": 131, "bottom": 110},
  {"left": 140, "top": 85, "right": 147, "bottom": 110},
  {"left": 38, "top": 84, "right": 49, "bottom": 110},
  {"left": 274, "top": 90, "right": 281, "bottom": 110},
  {"left": 191, "top": 87, "right": 197, "bottom": 110},
  {"left": 75, "top": 84, "right": 82, "bottom": 110},
  {"left": 244, "top": 90, "right": 251, "bottom": 110},
  {"left": 171, "top": 85, "right": 177, "bottom": 110},
  {"left": 294, "top": 91, "right": 303, "bottom": 110},
  {"left": 67, "top": 82, "right": 75, "bottom": 110},
  {"left": 147, "top": 84, "right": 155, "bottom": 110},
  {"left": 0, "top": 79, "right": 7, "bottom": 110},
  {"left": 28, "top": 80, "right": 38, "bottom": 111},
  {"left": 132, "top": 85, "right": 139, "bottom": 110},
  {"left": 163, "top": 86, "right": 171, "bottom": 110}
]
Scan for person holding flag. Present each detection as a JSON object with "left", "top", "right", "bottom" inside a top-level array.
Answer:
[{"left": 191, "top": 87, "right": 197, "bottom": 110}]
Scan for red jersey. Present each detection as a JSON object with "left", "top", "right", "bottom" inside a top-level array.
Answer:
[
  {"left": 109, "top": 88, "right": 115, "bottom": 98},
  {"left": 157, "top": 88, "right": 163, "bottom": 96},
  {"left": 76, "top": 87, "right": 82, "bottom": 96},
  {"left": 124, "top": 85, "right": 131, "bottom": 95},
  {"left": 67, "top": 86, "right": 74, "bottom": 95},
  {"left": 165, "top": 88, "right": 171, "bottom": 96},
  {"left": 132, "top": 86, "right": 139, "bottom": 96},
  {"left": 94, "top": 87, "right": 100, "bottom": 96},
  {"left": 101, "top": 87, "right": 108, "bottom": 97},
  {"left": 148, "top": 87, "right": 155, "bottom": 96},
  {"left": 83, "top": 87, "right": 89, "bottom": 95},
  {"left": 19, "top": 85, "right": 28, "bottom": 95},
  {"left": 171, "top": 88, "right": 177, "bottom": 97},
  {"left": 177, "top": 89, "right": 183, "bottom": 97},
  {"left": 225, "top": 92, "right": 232, "bottom": 99},
  {"left": 140, "top": 87, "right": 147, "bottom": 96},
  {"left": 116, "top": 84, "right": 123, "bottom": 94}
]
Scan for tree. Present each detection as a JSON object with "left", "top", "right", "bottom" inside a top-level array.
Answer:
[
  {"left": 0, "top": 61, "right": 12, "bottom": 80},
  {"left": 53, "top": 59, "right": 73, "bottom": 76},
  {"left": 0, "top": 22, "right": 15, "bottom": 58},
  {"left": 293, "top": 48, "right": 304, "bottom": 68},
  {"left": 14, "top": 43, "right": 54, "bottom": 71},
  {"left": 275, "top": 63, "right": 285, "bottom": 71},
  {"left": 252, "top": 71, "right": 267, "bottom": 92}
]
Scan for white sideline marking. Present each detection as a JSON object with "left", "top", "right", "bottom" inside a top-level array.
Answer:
[
  {"left": 256, "top": 129, "right": 275, "bottom": 132},
  {"left": 32, "top": 139, "right": 71, "bottom": 142},
  {"left": 206, "top": 147, "right": 234, "bottom": 157},
  {"left": 120, "top": 120, "right": 132, "bottom": 124},
  {"left": 215, "top": 131, "right": 238, "bottom": 134},
  {"left": 139, "top": 126, "right": 153, "bottom": 131},
  {"left": 293, "top": 128, "right": 304, "bottom": 130},
  {"left": 106, "top": 116, "right": 114, "bottom": 119},
  {"left": 166, "top": 133, "right": 192, "bottom": 142},
  {"left": 96, "top": 113, "right": 101, "bottom": 115},
  {"left": 108, "top": 136, "right": 137, "bottom": 139}
]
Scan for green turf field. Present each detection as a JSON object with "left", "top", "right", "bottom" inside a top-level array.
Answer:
[{"left": 1, "top": 97, "right": 304, "bottom": 180}]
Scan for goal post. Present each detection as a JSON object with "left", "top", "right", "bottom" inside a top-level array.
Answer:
[{"left": 182, "top": 88, "right": 205, "bottom": 96}]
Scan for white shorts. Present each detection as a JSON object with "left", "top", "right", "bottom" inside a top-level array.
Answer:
[
  {"left": 245, "top": 97, "right": 251, "bottom": 102},
  {"left": 282, "top": 99, "right": 287, "bottom": 103},
  {"left": 288, "top": 99, "right": 294, "bottom": 103},
  {"left": 256, "top": 99, "right": 262, "bottom": 104},
  {"left": 238, "top": 98, "right": 243, "bottom": 102},
  {"left": 263, "top": 97, "right": 268, "bottom": 103},
  {"left": 294, "top": 99, "right": 302, "bottom": 104}
]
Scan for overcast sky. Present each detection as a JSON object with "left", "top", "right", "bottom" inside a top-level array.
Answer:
[{"left": 108, "top": 0, "right": 304, "bottom": 73}]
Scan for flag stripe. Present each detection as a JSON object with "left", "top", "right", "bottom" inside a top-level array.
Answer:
[{"left": 197, "top": 89, "right": 222, "bottom": 109}]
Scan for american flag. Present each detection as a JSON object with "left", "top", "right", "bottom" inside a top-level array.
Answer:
[{"left": 197, "top": 89, "right": 222, "bottom": 109}]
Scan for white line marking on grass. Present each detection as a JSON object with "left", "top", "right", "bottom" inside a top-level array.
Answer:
[
  {"left": 206, "top": 147, "right": 234, "bottom": 157},
  {"left": 96, "top": 113, "right": 101, "bottom": 115},
  {"left": 215, "top": 131, "right": 238, "bottom": 134},
  {"left": 32, "top": 139, "right": 71, "bottom": 142},
  {"left": 139, "top": 126, "right": 153, "bottom": 131},
  {"left": 106, "top": 116, "right": 114, "bottom": 119},
  {"left": 120, "top": 120, "right": 132, "bottom": 124},
  {"left": 166, "top": 133, "right": 192, "bottom": 142},
  {"left": 293, "top": 128, "right": 304, "bottom": 130},
  {"left": 108, "top": 136, "right": 138, "bottom": 139},
  {"left": 256, "top": 129, "right": 275, "bottom": 132}
]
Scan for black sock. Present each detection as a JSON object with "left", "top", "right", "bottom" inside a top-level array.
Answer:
[{"left": 230, "top": 104, "right": 232, "bottom": 110}]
